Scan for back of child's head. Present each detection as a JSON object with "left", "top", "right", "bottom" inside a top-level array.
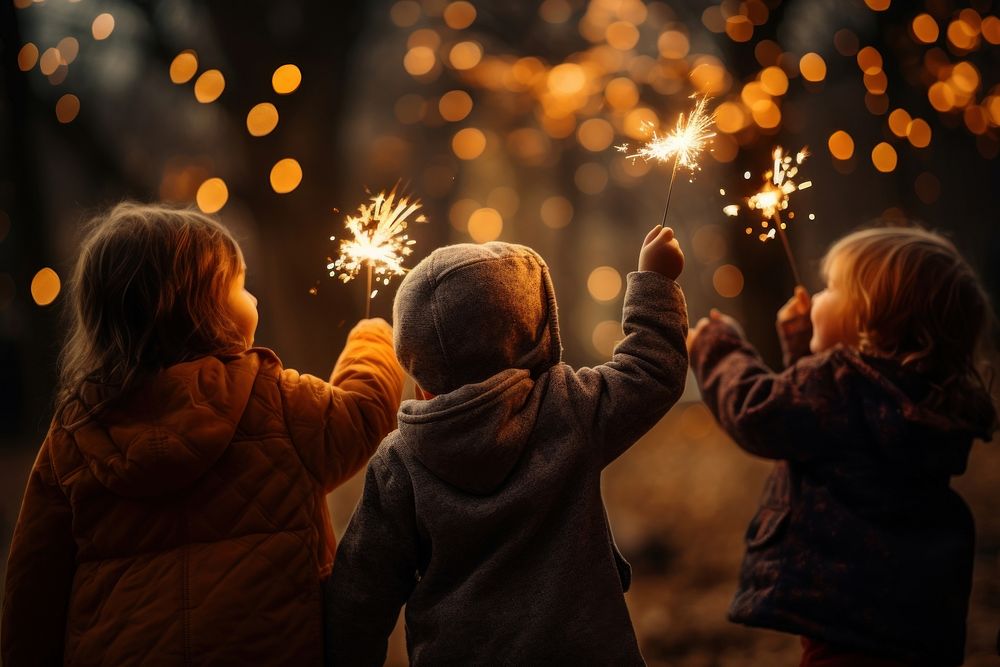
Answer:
[
  {"left": 822, "top": 225, "right": 993, "bottom": 391},
  {"left": 393, "top": 242, "right": 562, "bottom": 395},
  {"left": 57, "top": 202, "right": 246, "bottom": 415}
]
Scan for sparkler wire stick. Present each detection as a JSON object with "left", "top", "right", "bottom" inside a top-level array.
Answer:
[
  {"left": 772, "top": 210, "right": 802, "bottom": 286},
  {"left": 365, "top": 262, "right": 373, "bottom": 318},
  {"left": 659, "top": 155, "right": 680, "bottom": 229}
]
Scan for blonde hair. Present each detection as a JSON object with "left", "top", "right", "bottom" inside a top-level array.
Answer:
[
  {"left": 56, "top": 202, "right": 246, "bottom": 419},
  {"left": 822, "top": 226, "right": 994, "bottom": 394}
]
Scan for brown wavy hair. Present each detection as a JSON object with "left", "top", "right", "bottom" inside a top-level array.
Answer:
[
  {"left": 822, "top": 226, "right": 995, "bottom": 402},
  {"left": 56, "top": 202, "right": 246, "bottom": 419}
]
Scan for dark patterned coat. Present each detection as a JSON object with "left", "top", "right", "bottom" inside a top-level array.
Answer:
[{"left": 690, "top": 315, "right": 996, "bottom": 666}]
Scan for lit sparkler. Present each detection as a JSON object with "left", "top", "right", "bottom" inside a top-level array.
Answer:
[
  {"left": 725, "top": 146, "right": 813, "bottom": 286},
  {"left": 328, "top": 187, "right": 426, "bottom": 317},
  {"left": 617, "top": 94, "right": 716, "bottom": 227}
]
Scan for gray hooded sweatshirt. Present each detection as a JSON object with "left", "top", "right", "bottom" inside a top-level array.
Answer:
[{"left": 326, "top": 242, "right": 688, "bottom": 666}]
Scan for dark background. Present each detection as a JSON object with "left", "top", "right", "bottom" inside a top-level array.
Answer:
[{"left": 1, "top": 0, "right": 998, "bottom": 664}]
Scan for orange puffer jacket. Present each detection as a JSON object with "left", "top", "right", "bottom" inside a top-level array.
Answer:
[{"left": 1, "top": 320, "right": 404, "bottom": 666}]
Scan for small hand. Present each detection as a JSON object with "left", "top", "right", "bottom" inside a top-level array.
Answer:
[
  {"left": 686, "top": 316, "right": 712, "bottom": 353},
  {"left": 687, "top": 309, "right": 745, "bottom": 352},
  {"left": 776, "top": 286, "right": 811, "bottom": 325},
  {"left": 709, "top": 308, "right": 745, "bottom": 339},
  {"left": 638, "top": 225, "right": 685, "bottom": 280}
]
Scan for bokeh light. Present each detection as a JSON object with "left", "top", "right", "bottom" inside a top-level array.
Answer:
[
  {"left": 799, "top": 53, "right": 826, "bottom": 82},
  {"left": 587, "top": 266, "right": 622, "bottom": 302},
  {"left": 712, "top": 264, "right": 744, "bottom": 298},
  {"left": 39, "top": 47, "right": 61, "bottom": 76},
  {"left": 725, "top": 16, "right": 753, "bottom": 43},
  {"left": 449, "top": 41, "right": 482, "bottom": 70},
  {"left": 577, "top": 118, "right": 614, "bottom": 152},
  {"left": 467, "top": 207, "right": 503, "bottom": 242},
  {"left": 404, "top": 46, "right": 437, "bottom": 76},
  {"left": 906, "top": 118, "right": 932, "bottom": 148},
  {"left": 443, "top": 1, "right": 476, "bottom": 30},
  {"left": 856, "top": 47, "right": 882, "bottom": 75},
  {"left": 30, "top": 268, "right": 60, "bottom": 306},
  {"left": 57, "top": 37, "right": 79, "bottom": 65},
  {"left": 390, "top": 0, "right": 421, "bottom": 27},
  {"left": 247, "top": 103, "right": 279, "bottom": 137},
  {"left": 270, "top": 158, "right": 303, "bottom": 194},
  {"left": 574, "top": 162, "right": 608, "bottom": 195},
  {"left": 170, "top": 51, "right": 198, "bottom": 84},
  {"left": 592, "top": 320, "right": 622, "bottom": 357},
  {"left": 540, "top": 196, "right": 573, "bottom": 228},
  {"left": 911, "top": 14, "right": 939, "bottom": 43},
  {"left": 92, "top": 13, "right": 115, "bottom": 40},
  {"left": 17, "top": 43, "right": 39, "bottom": 71},
  {"left": 871, "top": 142, "right": 897, "bottom": 172},
  {"left": 887, "top": 109, "right": 911, "bottom": 137},
  {"left": 194, "top": 69, "right": 225, "bottom": 103},
  {"left": 692, "top": 225, "right": 727, "bottom": 264},
  {"left": 828, "top": 130, "right": 854, "bottom": 160},
  {"left": 55, "top": 94, "right": 80, "bottom": 123},
  {"left": 439, "top": 90, "right": 473, "bottom": 121},
  {"left": 272, "top": 64, "right": 302, "bottom": 94},
  {"left": 196, "top": 177, "right": 229, "bottom": 213},
  {"left": 452, "top": 127, "right": 487, "bottom": 159}
]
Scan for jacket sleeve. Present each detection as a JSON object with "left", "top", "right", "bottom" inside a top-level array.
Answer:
[
  {"left": 689, "top": 318, "right": 841, "bottom": 461},
  {"left": 279, "top": 319, "right": 405, "bottom": 491},
  {"left": 325, "top": 446, "right": 419, "bottom": 666},
  {"left": 564, "top": 271, "right": 689, "bottom": 466},
  {"left": 2, "top": 439, "right": 77, "bottom": 666}
]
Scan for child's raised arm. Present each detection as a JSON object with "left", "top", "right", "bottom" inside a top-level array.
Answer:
[
  {"left": 562, "top": 226, "right": 689, "bottom": 466},
  {"left": 279, "top": 318, "right": 405, "bottom": 491},
  {"left": 2, "top": 438, "right": 77, "bottom": 666},
  {"left": 688, "top": 315, "right": 842, "bottom": 461}
]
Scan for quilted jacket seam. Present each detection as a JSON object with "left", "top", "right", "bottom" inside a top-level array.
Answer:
[{"left": 274, "top": 373, "right": 327, "bottom": 489}]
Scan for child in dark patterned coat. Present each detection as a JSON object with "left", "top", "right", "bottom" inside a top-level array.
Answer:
[{"left": 687, "top": 227, "right": 996, "bottom": 667}]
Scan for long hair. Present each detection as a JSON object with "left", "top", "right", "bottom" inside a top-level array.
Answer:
[
  {"left": 56, "top": 202, "right": 246, "bottom": 419},
  {"left": 821, "top": 226, "right": 995, "bottom": 405}
]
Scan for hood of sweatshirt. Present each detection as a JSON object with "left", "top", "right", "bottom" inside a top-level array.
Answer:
[
  {"left": 397, "top": 368, "right": 544, "bottom": 495},
  {"left": 842, "top": 349, "right": 996, "bottom": 477},
  {"left": 393, "top": 242, "right": 562, "bottom": 396},
  {"left": 57, "top": 351, "right": 265, "bottom": 498}
]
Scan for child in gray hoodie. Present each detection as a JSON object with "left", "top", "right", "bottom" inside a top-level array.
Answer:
[{"left": 326, "top": 225, "right": 688, "bottom": 665}]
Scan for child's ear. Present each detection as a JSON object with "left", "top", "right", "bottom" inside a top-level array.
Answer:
[{"left": 414, "top": 385, "right": 435, "bottom": 400}]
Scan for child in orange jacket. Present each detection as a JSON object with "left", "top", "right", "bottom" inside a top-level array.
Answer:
[{"left": 1, "top": 202, "right": 404, "bottom": 665}]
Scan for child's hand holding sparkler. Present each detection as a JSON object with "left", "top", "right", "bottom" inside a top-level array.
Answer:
[
  {"left": 776, "top": 286, "right": 813, "bottom": 367},
  {"left": 687, "top": 309, "right": 745, "bottom": 353},
  {"left": 777, "top": 286, "right": 811, "bottom": 325},
  {"left": 638, "top": 225, "right": 685, "bottom": 280}
]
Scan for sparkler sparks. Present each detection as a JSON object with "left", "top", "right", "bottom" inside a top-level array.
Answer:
[
  {"left": 746, "top": 147, "right": 811, "bottom": 219},
  {"left": 725, "top": 146, "right": 814, "bottom": 286},
  {"left": 616, "top": 95, "right": 716, "bottom": 228},
  {"left": 725, "top": 146, "right": 813, "bottom": 241},
  {"left": 327, "top": 187, "right": 426, "bottom": 315},
  {"left": 619, "top": 95, "right": 716, "bottom": 172}
]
